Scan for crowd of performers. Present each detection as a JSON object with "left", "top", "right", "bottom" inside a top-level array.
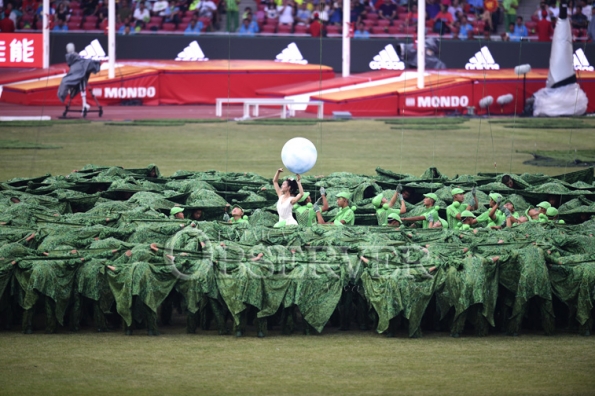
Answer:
[{"left": 1, "top": 164, "right": 595, "bottom": 338}]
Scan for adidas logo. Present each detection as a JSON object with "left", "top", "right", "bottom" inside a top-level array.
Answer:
[
  {"left": 275, "top": 43, "right": 308, "bottom": 65},
  {"left": 465, "top": 46, "right": 500, "bottom": 70},
  {"left": 369, "top": 45, "right": 404, "bottom": 70},
  {"left": 573, "top": 49, "right": 593, "bottom": 72},
  {"left": 175, "top": 41, "right": 209, "bottom": 61},
  {"left": 79, "top": 39, "right": 108, "bottom": 61}
]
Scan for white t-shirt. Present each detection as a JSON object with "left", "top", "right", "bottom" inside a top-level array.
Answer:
[
  {"left": 277, "top": 4, "right": 294, "bottom": 24},
  {"left": 198, "top": 0, "right": 217, "bottom": 18},
  {"left": 133, "top": 8, "right": 151, "bottom": 21}
]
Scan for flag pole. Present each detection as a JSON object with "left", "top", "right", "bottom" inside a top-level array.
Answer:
[
  {"left": 108, "top": 0, "right": 116, "bottom": 78},
  {"left": 417, "top": 0, "right": 425, "bottom": 88},
  {"left": 342, "top": 0, "right": 350, "bottom": 77}
]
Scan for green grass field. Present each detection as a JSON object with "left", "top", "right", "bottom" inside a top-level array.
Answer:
[
  {"left": 1, "top": 117, "right": 594, "bottom": 181},
  {"left": 1, "top": 327, "right": 594, "bottom": 395},
  {"left": 1, "top": 116, "right": 595, "bottom": 395}
]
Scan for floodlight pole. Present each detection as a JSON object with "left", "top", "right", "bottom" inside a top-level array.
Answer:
[
  {"left": 42, "top": 0, "right": 49, "bottom": 68},
  {"left": 342, "top": 0, "right": 350, "bottom": 77},
  {"left": 108, "top": 0, "right": 116, "bottom": 78},
  {"left": 417, "top": 0, "right": 425, "bottom": 88}
]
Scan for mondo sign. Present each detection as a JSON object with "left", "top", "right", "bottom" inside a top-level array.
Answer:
[{"left": 0, "top": 33, "right": 43, "bottom": 68}]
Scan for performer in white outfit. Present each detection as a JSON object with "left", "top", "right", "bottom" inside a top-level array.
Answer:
[{"left": 272, "top": 168, "right": 304, "bottom": 227}]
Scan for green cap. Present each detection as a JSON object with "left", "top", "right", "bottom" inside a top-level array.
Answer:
[
  {"left": 504, "top": 199, "right": 514, "bottom": 206},
  {"left": 232, "top": 204, "right": 244, "bottom": 212},
  {"left": 372, "top": 194, "right": 384, "bottom": 208},
  {"left": 461, "top": 210, "right": 476, "bottom": 218},
  {"left": 451, "top": 188, "right": 465, "bottom": 195},
  {"left": 537, "top": 201, "right": 551, "bottom": 209},
  {"left": 170, "top": 207, "right": 184, "bottom": 216},
  {"left": 546, "top": 207, "right": 558, "bottom": 217},
  {"left": 489, "top": 193, "right": 503, "bottom": 202},
  {"left": 336, "top": 192, "right": 352, "bottom": 201},
  {"left": 388, "top": 213, "right": 401, "bottom": 223},
  {"left": 424, "top": 193, "right": 438, "bottom": 202},
  {"left": 298, "top": 192, "right": 310, "bottom": 203}
]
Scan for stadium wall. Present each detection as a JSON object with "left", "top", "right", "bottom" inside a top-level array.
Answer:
[{"left": 49, "top": 33, "right": 595, "bottom": 74}]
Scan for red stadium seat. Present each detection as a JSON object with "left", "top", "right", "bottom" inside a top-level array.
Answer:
[
  {"left": 387, "top": 25, "right": 401, "bottom": 34},
  {"left": 182, "top": 16, "right": 193, "bottom": 23},
  {"left": 371, "top": 26, "right": 387, "bottom": 34},
  {"left": 376, "top": 19, "right": 390, "bottom": 26},
  {"left": 82, "top": 21, "right": 96, "bottom": 30},
  {"left": 363, "top": 19, "right": 375, "bottom": 27},
  {"left": 84, "top": 15, "right": 98, "bottom": 24},
  {"left": 326, "top": 25, "right": 340, "bottom": 34},
  {"left": 277, "top": 24, "right": 292, "bottom": 33},
  {"left": 262, "top": 24, "right": 276, "bottom": 33},
  {"left": 146, "top": 22, "right": 161, "bottom": 30},
  {"left": 69, "top": 15, "right": 83, "bottom": 24},
  {"left": 366, "top": 12, "right": 379, "bottom": 20},
  {"left": 425, "top": 19, "right": 434, "bottom": 28},
  {"left": 162, "top": 22, "right": 177, "bottom": 31},
  {"left": 397, "top": 6, "right": 408, "bottom": 13},
  {"left": 199, "top": 17, "right": 211, "bottom": 27},
  {"left": 266, "top": 17, "right": 278, "bottom": 25},
  {"left": 294, "top": 24, "right": 308, "bottom": 34},
  {"left": 525, "top": 21, "right": 537, "bottom": 33},
  {"left": 150, "top": 16, "right": 163, "bottom": 24},
  {"left": 67, "top": 21, "right": 81, "bottom": 29}
]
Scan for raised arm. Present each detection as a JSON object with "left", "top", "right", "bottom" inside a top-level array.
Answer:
[
  {"left": 273, "top": 168, "right": 283, "bottom": 197},
  {"left": 290, "top": 174, "right": 304, "bottom": 205}
]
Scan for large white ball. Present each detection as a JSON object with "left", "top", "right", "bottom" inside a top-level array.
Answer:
[{"left": 281, "top": 137, "right": 317, "bottom": 174}]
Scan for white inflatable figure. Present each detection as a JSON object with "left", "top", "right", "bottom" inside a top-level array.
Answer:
[{"left": 533, "top": 2, "right": 588, "bottom": 116}]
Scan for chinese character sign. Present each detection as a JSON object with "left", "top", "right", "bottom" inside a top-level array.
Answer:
[{"left": 0, "top": 33, "right": 43, "bottom": 68}]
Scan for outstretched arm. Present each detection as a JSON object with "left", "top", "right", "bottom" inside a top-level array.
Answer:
[{"left": 273, "top": 168, "right": 283, "bottom": 197}]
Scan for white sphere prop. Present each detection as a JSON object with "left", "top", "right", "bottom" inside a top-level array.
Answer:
[{"left": 281, "top": 137, "right": 318, "bottom": 174}]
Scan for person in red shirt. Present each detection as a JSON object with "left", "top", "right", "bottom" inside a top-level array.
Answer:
[
  {"left": 433, "top": 3, "right": 454, "bottom": 33},
  {"left": 309, "top": 12, "right": 324, "bottom": 37},
  {"left": 0, "top": 14, "right": 16, "bottom": 32},
  {"left": 536, "top": 10, "right": 553, "bottom": 41}
]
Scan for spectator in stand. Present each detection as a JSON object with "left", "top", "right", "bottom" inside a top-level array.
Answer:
[
  {"left": 328, "top": 1, "right": 342, "bottom": 25},
  {"left": 433, "top": 3, "right": 454, "bottom": 33},
  {"left": 119, "top": 23, "right": 135, "bottom": 34},
  {"left": 536, "top": 9, "right": 553, "bottom": 40},
  {"left": 296, "top": 1, "right": 311, "bottom": 24},
  {"left": 81, "top": 0, "right": 98, "bottom": 16},
  {"left": 152, "top": 0, "right": 169, "bottom": 16},
  {"left": 162, "top": 0, "right": 181, "bottom": 27},
  {"left": 196, "top": 0, "right": 217, "bottom": 27},
  {"left": 448, "top": 0, "right": 463, "bottom": 20},
  {"left": 133, "top": 1, "right": 151, "bottom": 28},
  {"left": 53, "top": 18, "right": 69, "bottom": 31},
  {"left": 466, "top": 0, "right": 484, "bottom": 13},
  {"left": 243, "top": 8, "right": 260, "bottom": 31},
  {"left": 581, "top": 0, "right": 592, "bottom": 21},
  {"left": 405, "top": 4, "right": 418, "bottom": 26},
  {"left": 0, "top": 10, "right": 15, "bottom": 32},
  {"left": 118, "top": 0, "right": 133, "bottom": 23},
  {"left": 571, "top": 5, "right": 589, "bottom": 28},
  {"left": 184, "top": 14, "right": 203, "bottom": 34},
  {"left": 317, "top": 2, "right": 329, "bottom": 22},
  {"left": 501, "top": 21, "right": 516, "bottom": 40},
  {"left": 225, "top": 0, "right": 241, "bottom": 32},
  {"left": 351, "top": 0, "right": 367, "bottom": 24},
  {"left": 354, "top": 20, "right": 370, "bottom": 37},
  {"left": 238, "top": 17, "right": 256, "bottom": 35},
  {"left": 480, "top": 8, "right": 494, "bottom": 32},
  {"left": 309, "top": 11, "right": 323, "bottom": 36},
  {"left": 513, "top": 15, "right": 527, "bottom": 39},
  {"left": 378, "top": 0, "right": 397, "bottom": 24},
  {"left": 56, "top": 2, "right": 71, "bottom": 22},
  {"left": 588, "top": 6, "right": 595, "bottom": 39},
  {"left": 426, "top": 0, "right": 441, "bottom": 19},
  {"left": 266, "top": 2, "right": 279, "bottom": 19},
  {"left": 97, "top": 11, "right": 106, "bottom": 28},
  {"left": 277, "top": 0, "right": 294, "bottom": 26},
  {"left": 534, "top": 1, "right": 553, "bottom": 20},
  {"left": 97, "top": 1, "right": 108, "bottom": 18},
  {"left": 503, "top": 0, "right": 518, "bottom": 31},
  {"left": 547, "top": 0, "right": 559, "bottom": 18},
  {"left": 458, "top": 14, "right": 473, "bottom": 38}
]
